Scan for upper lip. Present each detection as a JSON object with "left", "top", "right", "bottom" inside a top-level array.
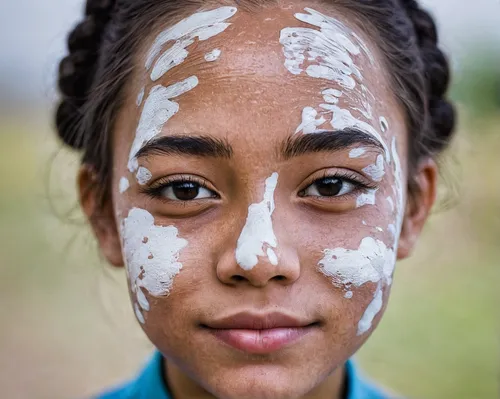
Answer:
[{"left": 203, "top": 311, "right": 316, "bottom": 330}]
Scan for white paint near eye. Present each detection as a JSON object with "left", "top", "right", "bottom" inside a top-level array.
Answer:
[
  {"left": 362, "top": 154, "right": 385, "bottom": 181},
  {"left": 349, "top": 148, "right": 366, "bottom": 158},
  {"left": 357, "top": 285, "right": 383, "bottom": 335},
  {"left": 386, "top": 196, "right": 394, "bottom": 213},
  {"left": 146, "top": 7, "right": 237, "bottom": 80},
  {"left": 267, "top": 247, "right": 278, "bottom": 265},
  {"left": 356, "top": 189, "right": 377, "bottom": 208},
  {"left": 388, "top": 224, "right": 396, "bottom": 239},
  {"left": 121, "top": 208, "right": 188, "bottom": 301},
  {"left": 204, "top": 48, "right": 222, "bottom": 62},
  {"left": 379, "top": 116, "right": 389, "bottom": 133},
  {"left": 134, "top": 303, "right": 145, "bottom": 324},
  {"left": 136, "top": 167, "right": 152, "bottom": 185},
  {"left": 318, "top": 237, "right": 396, "bottom": 288},
  {"left": 345, "top": 291, "right": 353, "bottom": 299},
  {"left": 391, "top": 137, "right": 405, "bottom": 249},
  {"left": 295, "top": 107, "right": 326, "bottom": 134},
  {"left": 136, "top": 87, "right": 145, "bottom": 107},
  {"left": 119, "top": 177, "right": 130, "bottom": 194},
  {"left": 362, "top": 220, "right": 367, "bottom": 225},
  {"left": 375, "top": 227, "right": 383, "bottom": 232},
  {"left": 136, "top": 288, "right": 150, "bottom": 311},
  {"left": 235, "top": 173, "right": 279, "bottom": 270},
  {"left": 127, "top": 76, "right": 199, "bottom": 172}
]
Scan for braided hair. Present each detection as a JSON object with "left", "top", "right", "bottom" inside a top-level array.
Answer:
[{"left": 55, "top": 0, "right": 456, "bottom": 202}]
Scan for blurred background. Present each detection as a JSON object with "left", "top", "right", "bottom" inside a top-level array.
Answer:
[{"left": 0, "top": 0, "right": 498, "bottom": 398}]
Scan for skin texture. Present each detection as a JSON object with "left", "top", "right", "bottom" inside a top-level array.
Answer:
[{"left": 79, "top": 1, "right": 438, "bottom": 398}]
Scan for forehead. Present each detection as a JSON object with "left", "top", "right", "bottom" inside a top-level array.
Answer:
[{"left": 125, "top": 2, "right": 400, "bottom": 150}]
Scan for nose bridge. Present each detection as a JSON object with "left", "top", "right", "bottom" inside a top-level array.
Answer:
[{"left": 216, "top": 173, "right": 301, "bottom": 287}]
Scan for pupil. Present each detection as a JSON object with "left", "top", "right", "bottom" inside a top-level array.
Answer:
[
  {"left": 316, "top": 178, "right": 342, "bottom": 196},
  {"left": 172, "top": 182, "right": 199, "bottom": 200}
]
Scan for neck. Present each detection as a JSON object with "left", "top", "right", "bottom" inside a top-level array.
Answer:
[{"left": 164, "top": 358, "right": 347, "bottom": 399}]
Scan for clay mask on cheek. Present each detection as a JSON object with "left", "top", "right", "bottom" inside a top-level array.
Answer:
[{"left": 121, "top": 208, "right": 188, "bottom": 323}]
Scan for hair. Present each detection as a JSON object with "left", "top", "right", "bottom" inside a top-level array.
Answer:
[{"left": 55, "top": 0, "right": 456, "bottom": 205}]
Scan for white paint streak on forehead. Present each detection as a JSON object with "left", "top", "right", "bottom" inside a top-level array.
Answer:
[
  {"left": 235, "top": 173, "right": 279, "bottom": 270},
  {"left": 136, "top": 166, "right": 152, "bottom": 185},
  {"left": 318, "top": 237, "right": 395, "bottom": 288},
  {"left": 362, "top": 154, "right": 385, "bottom": 182},
  {"left": 204, "top": 48, "right": 222, "bottom": 62},
  {"left": 356, "top": 189, "right": 377, "bottom": 208},
  {"left": 295, "top": 107, "right": 326, "bottom": 134},
  {"left": 119, "top": 177, "right": 130, "bottom": 194},
  {"left": 127, "top": 76, "right": 198, "bottom": 172},
  {"left": 349, "top": 147, "right": 366, "bottom": 158},
  {"left": 357, "top": 286, "right": 383, "bottom": 335},
  {"left": 145, "top": 6, "right": 237, "bottom": 72},
  {"left": 136, "top": 87, "right": 145, "bottom": 107},
  {"left": 121, "top": 208, "right": 188, "bottom": 297}
]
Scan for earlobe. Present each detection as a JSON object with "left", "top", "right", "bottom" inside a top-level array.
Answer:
[
  {"left": 397, "top": 158, "right": 438, "bottom": 260},
  {"left": 78, "top": 165, "right": 124, "bottom": 267}
]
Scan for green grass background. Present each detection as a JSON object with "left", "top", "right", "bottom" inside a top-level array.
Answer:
[{"left": 0, "top": 107, "right": 498, "bottom": 398}]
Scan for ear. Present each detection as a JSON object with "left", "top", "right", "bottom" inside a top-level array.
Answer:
[
  {"left": 397, "top": 158, "right": 438, "bottom": 260},
  {"left": 78, "top": 165, "right": 124, "bottom": 267}
]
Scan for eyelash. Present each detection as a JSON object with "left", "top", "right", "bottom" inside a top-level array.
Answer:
[{"left": 141, "top": 171, "right": 375, "bottom": 203}]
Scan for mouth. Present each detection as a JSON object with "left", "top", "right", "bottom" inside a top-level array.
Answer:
[{"left": 201, "top": 311, "right": 320, "bottom": 355}]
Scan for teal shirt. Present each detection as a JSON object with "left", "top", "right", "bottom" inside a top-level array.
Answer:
[{"left": 97, "top": 352, "right": 391, "bottom": 399}]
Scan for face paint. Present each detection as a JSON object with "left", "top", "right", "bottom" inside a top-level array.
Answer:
[
  {"left": 204, "top": 48, "right": 222, "bottom": 62},
  {"left": 235, "top": 173, "right": 279, "bottom": 270},
  {"left": 295, "top": 107, "right": 326, "bottom": 134},
  {"left": 146, "top": 7, "right": 237, "bottom": 79},
  {"left": 390, "top": 136, "right": 405, "bottom": 249},
  {"left": 128, "top": 77, "right": 199, "bottom": 172},
  {"left": 379, "top": 116, "right": 389, "bottom": 133},
  {"left": 386, "top": 196, "right": 395, "bottom": 212},
  {"left": 136, "top": 166, "right": 152, "bottom": 185},
  {"left": 136, "top": 87, "right": 145, "bottom": 107},
  {"left": 349, "top": 147, "right": 366, "bottom": 158},
  {"left": 344, "top": 291, "right": 353, "bottom": 299},
  {"left": 121, "top": 208, "right": 188, "bottom": 317},
  {"left": 357, "top": 285, "right": 383, "bottom": 335},
  {"left": 356, "top": 188, "right": 377, "bottom": 208},
  {"left": 362, "top": 154, "right": 385, "bottom": 182},
  {"left": 119, "top": 177, "right": 130, "bottom": 194},
  {"left": 134, "top": 303, "right": 145, "bottom": 324}
]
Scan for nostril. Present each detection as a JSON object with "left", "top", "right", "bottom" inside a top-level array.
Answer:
[
  {"left": 272, "top": 275, "right": 286, "bottom": 281},
  {"left": 231, "top": 275, "right": 246, "bottom": 282}
]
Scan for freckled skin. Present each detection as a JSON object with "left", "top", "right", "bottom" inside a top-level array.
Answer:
[{"left": 82, "top": 2, "right": 437, "bottom": 399}]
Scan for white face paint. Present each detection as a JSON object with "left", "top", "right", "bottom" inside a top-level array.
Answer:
[
  {"left": 134, "top": 303, "right": 145, "bottom": 324},
  {"left": 356, "top": 188, "right": 377, "bottom": 208},
  {"left": 121, "top": 208, "right": 188, "bottom": 316},
  {"left": 357, "top": 285, "right": 383, "bottom": 335},
  {"left": 204, "top": 48, "right": 222, "bottom": 62},
  {"left": 136, "top": 166, "right": 152, "bottom": 185},
  {"left": 379, "top": 116, "right": 389, "bottom": 133},
  {"left": 390, "top": 137, "right": 405, "bottom": 248},
  {"left": 119, "top": 177, "right": 130, "bottom": 194},
  {"left": 136, "top": 87, "right": 145, "bottom": 107},
  {"left": 146, "top": 7, "right": 237, "bottom": 79},
  {"left": 344, "top": 291, "right": 353, "bottom": 299},
  {"left": 386, "top": 196, "right": 395, "bottom": 212},
  {"left": 349, "top": 147, "right": 366, "bottom": 158},
  {"left": 362, "top": 154, "right": 385, "bottom": 182},
  {"left": 235, "top": 173, "right": 279, "bottom": 270},
  {"left": 295, "top": 107, "right": 326, "bottom": 134},
  {"left": 127, "top": 77, "right": 199, "bottom": 172}
]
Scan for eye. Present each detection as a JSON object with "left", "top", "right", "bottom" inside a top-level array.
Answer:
[
  {"left": 299, "top": 174, "right": 367, "bottom": 198},
  {"left": 161, "top": 181, "right": 216, "bottom": 201}
]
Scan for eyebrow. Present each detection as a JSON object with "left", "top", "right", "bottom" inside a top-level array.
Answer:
[{"left": 134, "top": 128, "right": 384, "bottom": 161}]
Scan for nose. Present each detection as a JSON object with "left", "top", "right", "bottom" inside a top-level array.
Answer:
[{"left": 216, "top": 236, "right": 301, "bottom": 288}]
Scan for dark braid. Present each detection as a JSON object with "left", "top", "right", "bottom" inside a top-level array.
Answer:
[
  {"left": 399, "top": 0, "right": 456, "bottom": 155},
  {"left": 55, "top": 0, "right": 116, "bottom": 149}
]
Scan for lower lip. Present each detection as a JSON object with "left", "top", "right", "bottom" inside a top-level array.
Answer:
[{"left": 207, "top": 326, "right": 315, "bottom": 354}]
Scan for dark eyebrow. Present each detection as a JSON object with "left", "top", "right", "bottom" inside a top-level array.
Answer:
[
  {"left": 135, "top": 135, "right": 233, "bottom": 160},
  {"left": 280, "top": 128, "right": 384, "bottom": 160}
]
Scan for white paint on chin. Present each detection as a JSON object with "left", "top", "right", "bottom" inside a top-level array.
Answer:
[
  {"left": 127, "top": 76, "right": 199, "bottom": 172},
  {"left": 235, "top": 173, "right": 279, "bottom": 270},
  {"left": 121, "top": 208, "right": 188, "bottom": 301}
]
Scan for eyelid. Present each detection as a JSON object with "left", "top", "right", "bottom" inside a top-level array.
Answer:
[{"left": 299, "top": 168, "right": 377, "bottom": 193}]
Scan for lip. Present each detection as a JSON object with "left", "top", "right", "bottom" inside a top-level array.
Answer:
[{"left": 202, "top": 311, "right": 318, "bottom": 354}]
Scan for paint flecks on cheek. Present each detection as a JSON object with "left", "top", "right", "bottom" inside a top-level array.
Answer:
[
  {"left": 121, "top": 208, "right": 188, "bottom": 322},
  {"left": 119, "top": 177, "right": 130, "bottom": 194},
  {"left": 235, "top": 173, "right": 279, "bottom": 270},
  {"left": 204, "top": 48, "right": 222, "bottom": 62},
  {"left": 136, "top": 166, "right": 152, "bottom": 185},
  {"left": 357, "top": 285, "right": 383, "bottom": 335},
  {"left": 356, "top": 188, "right": 377, "bottom": 208}
]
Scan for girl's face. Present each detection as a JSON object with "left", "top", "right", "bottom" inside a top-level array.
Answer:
[{"left": 83, "top": 2, "right": 436, "bottom": 398}]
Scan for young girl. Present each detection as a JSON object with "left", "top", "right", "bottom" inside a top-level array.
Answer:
[{"left": 55, "top": 0, "right": 455, "bottom": 397}]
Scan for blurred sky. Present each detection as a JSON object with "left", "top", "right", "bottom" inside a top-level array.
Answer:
[{"left": 0, "top": 0, "right": 499, "bottom": 105}]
